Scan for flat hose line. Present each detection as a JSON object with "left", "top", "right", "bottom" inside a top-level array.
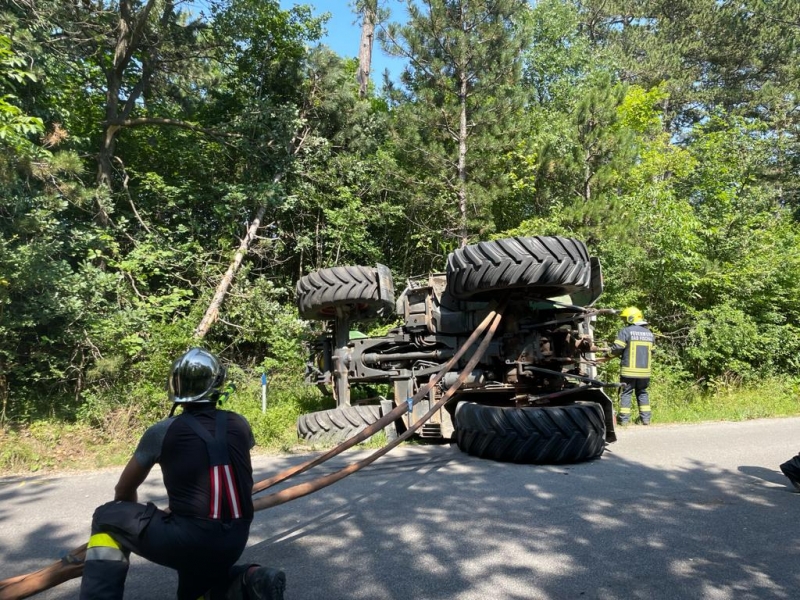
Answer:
[{"left": 0, "top": 303, "right": 506, "bottom": 600}]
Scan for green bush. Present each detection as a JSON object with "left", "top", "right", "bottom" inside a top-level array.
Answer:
[
  {"left": 684, "top": 303, "right": 800, "bottom": 383},
  {"left": 222, "top": 371, "right": 332, "bottom": 452}
]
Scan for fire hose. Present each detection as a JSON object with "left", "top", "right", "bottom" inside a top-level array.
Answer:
[{"left": 0, "top": 303, "right": 506, "bottom": 600}]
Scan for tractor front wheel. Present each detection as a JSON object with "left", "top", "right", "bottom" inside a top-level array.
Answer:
[
  {"left": 296, "top": 265, "right": 395, "bottom": 321},
  {"left": 446, "top": 236, "right": 593, "bottom": 300},
  {"left": 297, "top": 405, "right": 384, "bottom": 445}
]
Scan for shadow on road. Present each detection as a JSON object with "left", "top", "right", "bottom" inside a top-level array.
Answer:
[{"left": 2, "top": 437, "right": 798, "bottom": 600}]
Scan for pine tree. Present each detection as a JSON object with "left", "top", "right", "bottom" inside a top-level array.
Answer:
[{"left": 380, "top": 0, "right": 532, "bottom": 248}]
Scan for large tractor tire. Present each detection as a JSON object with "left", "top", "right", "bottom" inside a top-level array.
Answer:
[
  {"left": 446, "top": 236, "right": 593, "bottom": 300},
  {"left": 454, "top": 401, "right": 606, "bottom": 464},
  {"left": 297, "top": 405, "right": 383, "bottom": 445},
  {"left": 296, "top": 264, "right": 395, "bottom": 321}
]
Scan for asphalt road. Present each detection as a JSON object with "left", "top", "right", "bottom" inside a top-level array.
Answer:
[{"left": 2, "top": 417, "right": 799, "bottom": 600}]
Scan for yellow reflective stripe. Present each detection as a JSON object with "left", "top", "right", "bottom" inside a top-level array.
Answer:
[
  {"left": 618, "top": 407, "right": 632, "bottom": 414},
  {"left": 620, "top": 367, "right": 650, "bottom": 376},
  {"left": 621, "top": 340, "right": 652, "bottom": 376},
  {"left": 631, "top": 340, "right": 651, "bottom": 362},
  {"left": 88, "top": 533, "right": 122, "bottom": 549},
  {"left": 638, "top": 404, "right": 651, "bottom": 410}
]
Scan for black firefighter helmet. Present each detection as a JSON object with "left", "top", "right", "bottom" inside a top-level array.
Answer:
[{"left": 167, "top": 347, "right": 227, "bottom": 404}]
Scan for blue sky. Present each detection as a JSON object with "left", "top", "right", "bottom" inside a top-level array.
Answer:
[{"left": 280, "top": 0, "right": 408, "bottom": 80}]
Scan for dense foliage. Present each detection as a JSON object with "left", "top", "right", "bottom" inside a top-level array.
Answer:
[{"left": 1, "top": 0, "right": 798, "bottom": 432}]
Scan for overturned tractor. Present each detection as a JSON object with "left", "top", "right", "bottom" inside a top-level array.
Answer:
[
  {"left": 0, "top": 236, "right": 621, "bottom": 599},
  {"left": 295, "top": 235, "right": 619, "bottom": 464}
]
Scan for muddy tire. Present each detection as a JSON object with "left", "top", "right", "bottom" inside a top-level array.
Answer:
[
  {"left": 296, "top": 265, "right": 395, "bottom": 320},
  {"left": 297, "top": 405, "right": 384, "bottom": 445},
  {"left": 454, "top": 401, "right": 606, "bottom": 464},
  {"left": 446, "top": 236, "right": 593, "bottom": 299}
]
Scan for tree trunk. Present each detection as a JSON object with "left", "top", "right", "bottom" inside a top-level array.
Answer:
[
  {"left": 192, "top": 111, "right": 313, "bottom": 339},
  {"left": 583, "top": 156, "right": 592, "bottom": 203},
  {"left": 0, "top": 365, "right": 7, "bottom": 425},
  {"left": 357, "top": 0, "right": 377, "bottom": 98},
  {"left": 193, "top": 204, "right": 272, "bottom": 340},
  {"left": 94, "top": 0, "right": 160, "bottom": 225},
  {"left": 457, "top": 71, "right": 469, "bottom": 248}
]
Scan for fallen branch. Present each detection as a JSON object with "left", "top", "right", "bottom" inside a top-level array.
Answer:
[
  {"left": 193, "top": 119, "right": 312, "bottom": 341},
  {"left": 193, "top": 200, "right": 277, "bottom": 340}
]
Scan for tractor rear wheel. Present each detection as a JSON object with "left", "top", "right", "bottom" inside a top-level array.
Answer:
[
  {"left": 446, "top": 236, "right": 593, "bottom": 299},
  {"left": 297, "top": 405, "right": 384, "bottom": 445},
  {"left": 454, "top": 401, "right": 606, "bottom": 464}
]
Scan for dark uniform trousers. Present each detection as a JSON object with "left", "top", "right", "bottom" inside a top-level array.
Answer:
[
  {"left": 618, "top": 376, "right": 651, "bottom": 425},
  {"left": 80, "top": 500, "right": 251, "bottom": 600}
]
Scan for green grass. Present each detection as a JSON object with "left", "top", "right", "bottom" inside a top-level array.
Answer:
[
  {"left": 0, "top": 421, "right": 138, "bottom": 474},
  {"left": 616, "top": 375, "right": 800, "bottom": 424},
  {"left": 225, "top": 377, "right": 334, "bottom": 453}
]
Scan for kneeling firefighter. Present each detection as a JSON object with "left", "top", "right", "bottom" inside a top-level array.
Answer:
[{"left": 80, "top": 348, "right": 285, "bottom": 600}]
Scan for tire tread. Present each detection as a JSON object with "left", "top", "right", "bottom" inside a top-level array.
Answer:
[
  {"left": 296, "top": 265, "right": 393, "bottom": 320},
  {"left": 446, "top": 236, "right": 592, "bottom": 299},
  {"left": 297, "top": 405, "right": 383, "bottom": 444},
  {"left": 454, "top": 402, "right": 606, "bottom": 464}
]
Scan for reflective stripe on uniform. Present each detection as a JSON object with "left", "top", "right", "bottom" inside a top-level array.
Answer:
[
  {"left": 221, "top": 464, "right": 242, "bottom": 519},
  {"left": 209, "top": 464, "right": 243, "bottom": 520},
  {"left": 85, "top": 533, "right": 127, "bottom": 562},
  {"left": 620, "top": 367, "right": 650, "bottom": 376},
  {"left": 181, "top": 411, "right": 246, "bottom": 521},
  {"left": 618, "top": 407, "right": 632, "bottom": 414},
  {"left": 210, "top": 465, "right": 221, "bottom": 519},
  {"left": 620, "top": 340, "right": 652, "bottom": 377},
  {"left": 87, "top": 533, "right": 121, "bottom": 549}
]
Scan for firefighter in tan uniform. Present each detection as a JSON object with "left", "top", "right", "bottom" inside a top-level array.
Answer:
[{"left": 609, "top": 307, "right": 654, "bottom": 425}]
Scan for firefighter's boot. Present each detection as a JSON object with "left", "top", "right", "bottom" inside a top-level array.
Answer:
[
  {"left": 245, "top": 566, "right": 286, "bottom": 600},
  {"left": 780, "top": 455, "right": 800, "bottom": 492}
]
